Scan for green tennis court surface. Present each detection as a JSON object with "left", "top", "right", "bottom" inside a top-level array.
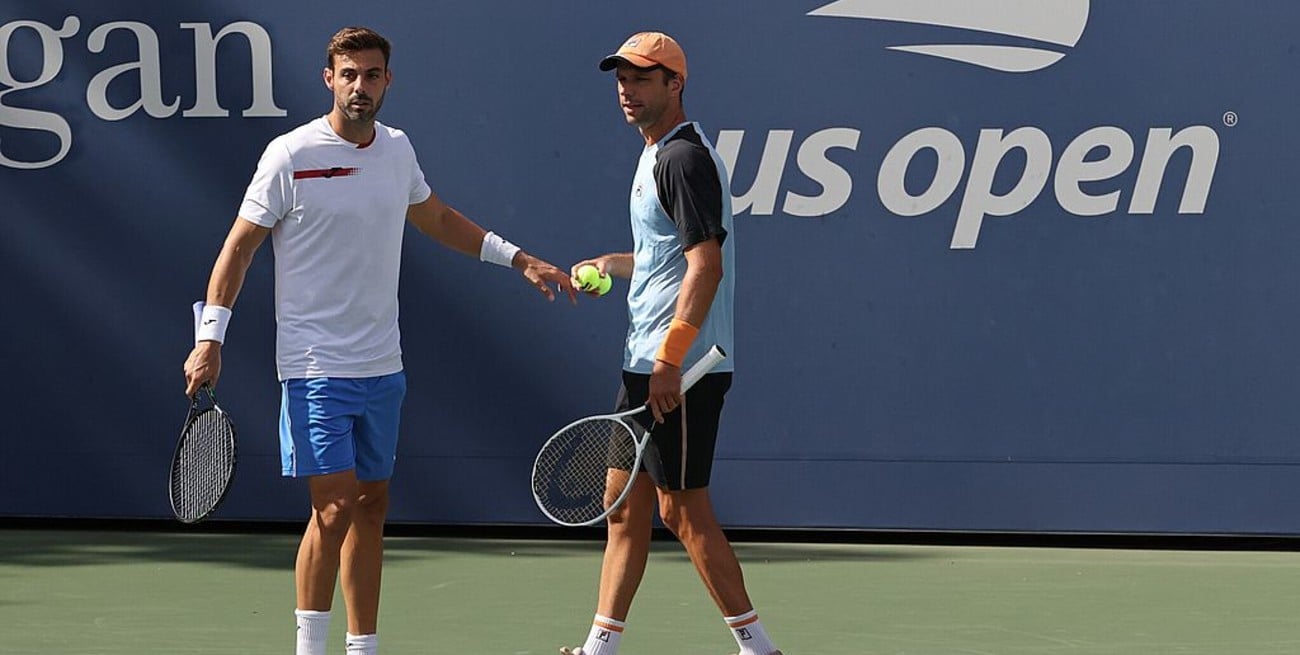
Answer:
[{"left": 2, "top": 529, "right": 1297, "bottom": 654}]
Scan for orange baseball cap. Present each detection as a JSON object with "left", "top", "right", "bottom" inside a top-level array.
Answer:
[{"left": 599, "top": 32, "right": 688, "bottom": 80}]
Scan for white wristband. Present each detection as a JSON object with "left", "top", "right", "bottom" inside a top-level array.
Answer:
[
  {"left": 196, "top": 304, "right": 232, "bottom": 344},
  {"left": 480, "top": 231, "right": 521, "bottom": 268}
]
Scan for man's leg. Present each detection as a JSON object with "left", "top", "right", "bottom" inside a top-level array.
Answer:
[
  {"left": 561, "top": 470, "right": 657, "bottom": 655},
  {"left": 282, "top": 377, "right": 370, "bottom": 655},
  {"left": 341, "top": 480, "right": 390, "bottom": 635},
  {"left": 297, "top": 470, "right": 360, "bottom": 611},
  {"left": 562, "top": 374, "right": 662, "bottom": 655},
  {"left": 596, "top": 471, "right": 657, "bottom": 619},
  {"left": 656, "top": 487, "right": 750, "bottom": 614},
  {"left": 295, "top": 470, "right": 360, "bottom": 654},
  {"left": 596, "top": 375, "right": 662, "bottom": 620},
  {"left": 644, "top": 373, "right": 752, "bottom": 614},
  {"left": 336, "top": 372, "right": 404, "bottom": 654},
  {"left": 659, "top": 488, "right": 781, "bottom": 655}
]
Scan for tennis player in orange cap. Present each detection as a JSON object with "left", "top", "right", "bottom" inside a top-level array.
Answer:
[{"left": 561, "top": 31, "right": 783, "bottom": 655}]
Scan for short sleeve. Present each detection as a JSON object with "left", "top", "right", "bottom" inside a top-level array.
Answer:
[
  {"left": 238, "top": 138, "right": 293, "bottom": 227},
  {"left": 387, "top": 127, "right": 433, "bottom": 205},
  {"left": 408, "top": 152, "right": 432, "bottom": 205},
  {"left": 653, "top": 143, "right": 728, "bottom": 249}
]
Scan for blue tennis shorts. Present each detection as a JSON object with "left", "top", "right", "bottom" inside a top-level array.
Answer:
[{"left": 279, "top": 372, "right": 407, "bottom": 481}]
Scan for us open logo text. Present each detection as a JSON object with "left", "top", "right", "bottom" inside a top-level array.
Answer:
[{"left": 718, "top": 0, "right": 1221, "bottom": 249}]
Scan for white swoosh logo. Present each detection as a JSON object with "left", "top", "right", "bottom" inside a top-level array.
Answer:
[{"left": 809, "top": 0, "right": 1090, "bottom": 73}]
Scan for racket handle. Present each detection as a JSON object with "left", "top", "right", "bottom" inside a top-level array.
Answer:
[
  {"left": 192, "top": 301, "right": 206, "bottom": 343},
  {"left": 681, "top": 345, "right": 727, "bottom": 392}
]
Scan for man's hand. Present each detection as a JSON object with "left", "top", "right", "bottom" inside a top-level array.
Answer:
[
  {"left": 570, "top": 253, "right": 633, "bottom": 283},
  {"left": 184, "top": 341, "right": 222, "bottom": 396},
  {"left": 647, "top": 358, "right": 682, "bottom": 423},
  {"left": 517, "top": 252, "right": 577, "bottom": 303}
]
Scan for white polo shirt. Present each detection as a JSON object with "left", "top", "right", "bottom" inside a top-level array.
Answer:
[{"left": 238, "top": 116, "right": 432, "bottom": 380}]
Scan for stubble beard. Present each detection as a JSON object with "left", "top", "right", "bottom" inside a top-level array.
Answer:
[
  {"left": 627, "top": 103, "right": 661, "bottom": 130},
  {"left": 338, "top": 93, "right": 384, "bottom": 125}
]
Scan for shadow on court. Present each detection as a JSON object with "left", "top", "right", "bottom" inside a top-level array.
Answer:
[
  {"left": 0, "top": 529, "right": 939, "bottom": 573},
  {"left": 0, "top": 530, "right": 296, "bottom": 570},
  {"left": 382, "top": 535, "right": 942, "bottom": 563}
]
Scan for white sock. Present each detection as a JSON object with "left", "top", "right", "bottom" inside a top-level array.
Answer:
[
  {"left": 725, "top": 610, "right": 778, "bottom": 655},
  {"left": 294, "top": 609, "right": 330, "bottom": 655},
  {"left": 579, "top": 614, "right": 625, "bottom": 655},
  {"left": 345, "top": 632, "right": 378, "bottom": 655}
]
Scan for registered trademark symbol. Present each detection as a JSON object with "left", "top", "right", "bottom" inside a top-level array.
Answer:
[{"left": 1223, "top": 111, "right": 1238, "bottom": 127}]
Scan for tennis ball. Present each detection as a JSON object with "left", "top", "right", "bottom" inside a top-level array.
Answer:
[{"left": 575, "top": 264, "right": 612, "bottom": 296}]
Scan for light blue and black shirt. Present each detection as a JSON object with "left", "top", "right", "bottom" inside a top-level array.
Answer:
[{"left": 624, "top": 121, "right": 735, "bottom": 374}]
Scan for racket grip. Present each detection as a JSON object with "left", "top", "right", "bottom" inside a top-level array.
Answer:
[
  {"left": 192, "top": 301, "right": 206, "bottom": 343},
  {"left": 681, "top": 345, "right": 727, "bottom": 392}
]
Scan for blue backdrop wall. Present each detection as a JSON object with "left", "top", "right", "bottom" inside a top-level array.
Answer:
[{"left": 3, "top": 1, "right": 1298, "bottom": 534}]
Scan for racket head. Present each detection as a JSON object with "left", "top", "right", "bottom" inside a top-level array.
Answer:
[
  {"left": 168, "top": 388, "right": 238, "bottom": 523},
  {"left": 531, "top": 414, "right": 645, "bottom": 527}
]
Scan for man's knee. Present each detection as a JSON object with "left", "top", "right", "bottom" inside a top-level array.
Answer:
[
  {"left": 605, "top": 501, "right": 632, "bottom": 525},
  {"left": 308, "top": 471, "right": 363, "bottom": 535},
  {"left": 311, "top": 496, "right": 356, "bottom": 538},
  {"left": 353, "top": 484, "right": 390, "bottom": 526},
  {"left": 657, "top": 488, "right": 715, "bottom": 536},
  {"left": 657, "top": 491, "right": 690, "bottom": 535}
]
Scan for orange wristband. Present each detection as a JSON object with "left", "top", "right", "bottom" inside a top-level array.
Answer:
[{"left": 655, "top": 318, "right": 699, "bottom": 368}]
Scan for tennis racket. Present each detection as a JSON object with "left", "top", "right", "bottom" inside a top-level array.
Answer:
[
  {"left": 531, "top": 345, "right": 727, "bottom": 527},
  {"left": 169, "top": 300, "right": 238, "bottom": 523},
  {"left": 169, "top": 385, "right": 238, "bottom": 523}
]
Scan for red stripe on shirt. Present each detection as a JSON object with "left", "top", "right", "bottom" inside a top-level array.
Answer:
[{"left": 293, "top": 167, "right": 359, "bottom": 180}]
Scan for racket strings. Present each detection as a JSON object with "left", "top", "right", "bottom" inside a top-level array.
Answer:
[
  {"left": 532, "top": 418, "right": 639, "bottom": 525},
  {"left": 170, "top": 408, "right": 236, "bottom": 522}
]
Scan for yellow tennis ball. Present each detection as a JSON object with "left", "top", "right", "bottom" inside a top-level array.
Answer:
[{"left": 576, "top": 264, "right": 612, "bottom": 296}]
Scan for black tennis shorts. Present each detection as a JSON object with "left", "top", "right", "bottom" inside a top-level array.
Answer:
[{"left": 616, "top": 370, "right": 733, "bottom": 490}]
